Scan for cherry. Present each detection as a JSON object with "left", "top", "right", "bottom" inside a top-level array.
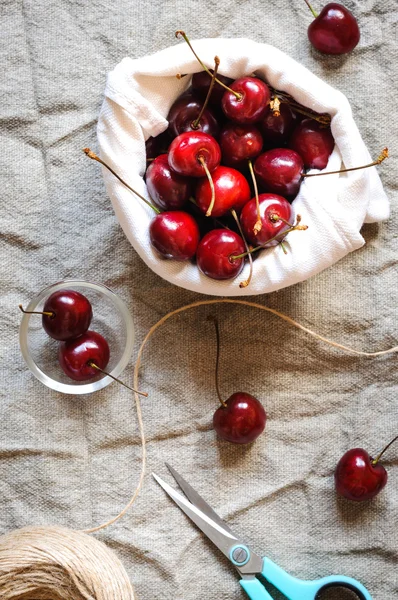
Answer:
[
  {"left": 167, "top": 92, "right": 220, "bottom": 138},
  {"left": 59, "top": 330, "right": 110, "bottom": 382},
  {"left": 334, "top": 436, "right": 397, "bottom": 501},
  {"left": 145, "top": 129, "right": 173, "bottom": 160},
  {"left": 167, "top": 131, "right": 221, "bottom": 177},
  {"left": 145, "top": 154, "right": 192, "bottom": 211},
  {"left": 149, "top": 211, "right": 200, "bottom": 260},
  {"left": 219, "top": 123, "right": 263, "bottom": 168},
  {"left": 221, "top": 77, "right": 271, "bottom": 125},
  {"left": 289, "top": 118, "right": 335, "bottom": 170},
  {"left": 240, "top": 194, "right": 293, "bottom": 246},
  {"left": 19, "top": 290, "right": 92, "bottom": 341},
  {"left": 260, "top": 102, "right": 298, "bottom": 148},
  {"left": 192, "top": 70, "right": 234, "bottom": 107},
  {"left": 196, "top": 229, "right": 245, "bottom": 280},
  {"left": 254, "top": 148, "right": 304, "bottom": 198},
  {"left": 195, "top": 166, "right": 251, "bottom": 218},
  {"left": 305, "top": 1, "right": 360, "bottom": 55}
]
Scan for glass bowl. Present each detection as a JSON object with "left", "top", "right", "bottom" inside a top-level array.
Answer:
[{"left": 19, "top": 280, "right": 134, "bottom": 394}]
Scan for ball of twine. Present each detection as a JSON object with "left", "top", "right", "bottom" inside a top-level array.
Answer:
[{"left": 2, "top": 299, "right": 397, "bottom": 599}]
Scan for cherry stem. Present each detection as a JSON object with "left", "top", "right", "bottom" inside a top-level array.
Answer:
[
  {"left": 192, "top": 56, "right": 220, "bottom": 130},
  {"left": 302, "top": 148, "right": 389, "bottom": 178},
  {"left": 230, "top": 209, "right": 253, "bottom": 289},
  {"left": 269, "top": 95, "right": 281, "bottom": 117},
  {"left": 248, "top": 159, "right": 262, "bottom": 235},
  {"left": 198, "top": 156, "right": 216, "bottom": 217},
  {"left": 83, "top": 148, "right": 161, "bottom": 214},
  {"left": 87, "top": 361, "right": 148, "bottom": 397},
  {"left": 304, "top": 0, "right": 318, "bottom": 18},
  {"left": 372, "top": 434, "right": 398, "bottom": 465},
  {"left": 175, "top": 31, "right": 242, "bottom": 100},
  {"left": 271, "top": 89, "right": 331, "bottom": 126},
  {"left": 230, "top": 214, "right": 308, "bottom": 260},
  {"left": 207, "top": 316, "right": 227, "bottom": 407},
  {"left": 279, "top": 241, "right": 288, "bottom": 255},
  {"left": 19, "top": 304, "right": 55, "bottom": 318}
]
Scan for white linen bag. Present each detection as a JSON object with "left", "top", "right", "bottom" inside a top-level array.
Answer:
[{"left": 97, "top": 38, "right": 389, "bottom": 296}]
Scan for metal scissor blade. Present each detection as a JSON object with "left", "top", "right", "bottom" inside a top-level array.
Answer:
[
  {"left": 153, "top": 472, "right": 238, "bottom": 561},
  {"left": 165, "top": 463, "right": 236, "bottom": 537}
]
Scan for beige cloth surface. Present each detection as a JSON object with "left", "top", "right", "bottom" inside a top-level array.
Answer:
[{"left": 1, "top": 1, "right": 397, "bottom": 599}]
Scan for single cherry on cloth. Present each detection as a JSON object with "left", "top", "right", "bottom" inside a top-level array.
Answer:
[
  {"left": 145, "top": 154, "right": 192, "bottom": 211},
  {"left": 221, "top": 77, "right": 271, "bottom": 125},
  {"left": 219, "top": 123, "right": 263, "bottom": 168},
  {"left": 149, "top": 211, "right": 200, "bottom": 260},
  {"left": 305, "top": 1, "right": 360, "bottom": 55},
  {"left": 335, "top": 435, "right": 398, "bottom": 501},
  {"left": 289, "top": 118, "right": 335, "bottom": 170},
  {"left": 240, "top": 194, "right": 293, "bottom": 246},
  {"left": 254, "top": 148, "right": 304, "bottom": 199},
  {"left": 196, "top": 229, "right": 245, "bottom": 280},
  {"left": 195, "top": 166, "right": 251, "bottom": 218},
  {"left": 167, "top": 92, "right": 220, "bottom": 139},
  {"left": 168, "top": 131, "right": 221, "bottom": 177},
  {"left": 59, "top": 330, "right": 110, "bottom": 382},
  {"left": 20, "top": 290, "right": 93, "bottom": 341}
]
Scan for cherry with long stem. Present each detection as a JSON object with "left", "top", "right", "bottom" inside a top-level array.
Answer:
[
  {"left": 247, "top": 159, "right": 262, "bottom": 235},
  {"left": 372, "top": 434, "right": 398, "bottom": 466},
  {"left": 175, "top": 31, "right": 242, "bottom": 100},
  {"left": 302, "top": 148, "right": 389, "bottom": 178},
  {"left": 87, "top": 361, "right": 148, "bottom": 397},
  {"left": 191, "top": 56, "right": 220, "bottom": 130},
  {"left": 84, "top": 148, "right": 160, "bottom": 214}
]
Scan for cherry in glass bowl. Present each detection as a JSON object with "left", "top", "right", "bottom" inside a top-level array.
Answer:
[{"left": 19, "top": 280, "right": 134, "bottom": 395}]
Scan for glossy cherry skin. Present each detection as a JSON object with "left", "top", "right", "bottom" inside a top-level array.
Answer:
[
  {"left": 222, "top": 77, "right": 271, "bottom": 125},
  {"left": 219, "top": 123, "right": 263, "bottom": 168},
  {"left": 145, "top": 154, "right": 192, "bottom": 211},
  {"left": 59, "top": 331, "right": 110, "bottom": 381},
  {"left": 289, "top": 119, "right": 335, "bottom": 170},
  {"left": 41, "top": 290, "right": 92, "bottom": 341},
  {"left": 260, "top": 103, "right": 298, "bottom": 148},
  {"left": 254, "top": 148, "right": 304, "bottom": 198},
  {"left": 196, "top": 229, "right": 245, "bottom": 280},
  {"left": 195, "top": 166, "right": 251, "bottom": 218},
  {"left": 213, "top": 392, "right": 266, "bottom": 444},
  {"left": 149, "top": 211, "right": 200, "bottom": 260},
  {"left": 334, "top": 448, "right": 388, "bottom": 501},
  {"left": 192, "top": 70, "right": 234, "bottom": 106},
  {"left": 240, "top": 194, "right": 293, "bottom": 246},
  {"left": 168, "top": 131, "right": 221, "bottom": 177},
  {"left": 167, "top": 93, "right": 220, "bottom": 138},
  {"left": 308, "top": 3, "right": 360, "bottom": 55}
]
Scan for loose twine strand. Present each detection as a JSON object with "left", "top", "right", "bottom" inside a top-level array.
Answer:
[{"left": 0, "top": 299, "right": 396, "bottom": 600}]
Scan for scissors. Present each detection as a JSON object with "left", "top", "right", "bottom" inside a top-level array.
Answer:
[{"left": 153, "top": 465, "right": 373, "bottom": 600}]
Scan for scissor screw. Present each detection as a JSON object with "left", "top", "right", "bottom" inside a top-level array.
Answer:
[{"left": 232, "top": 546, "right": 248, "bottom": 564}]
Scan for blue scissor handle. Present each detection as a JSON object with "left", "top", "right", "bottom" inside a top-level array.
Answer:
[{"left": 240, "top": 556, "right": 373, "bottom": 600}]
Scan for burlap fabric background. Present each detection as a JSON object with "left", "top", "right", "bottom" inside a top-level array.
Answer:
[{"left": 1, "top": 1, "right": 397, "bottom": 598}]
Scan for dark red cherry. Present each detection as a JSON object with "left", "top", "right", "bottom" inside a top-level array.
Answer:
[
  {"left": 240, "top": 194, "right": 293, "bottom": 246},
  {"left": 192, "top": 70, "right": 234, "bottom": 106},
  {"left": 145, "top": 130, "right": 173, "bottom": 160},
  {"left": 254, "top": 149, "right": 304, "bottom": 198},
  {"left": 195, "top": 166, "right": 251, "bottom": 218},
  {"left": 213, "top": 392, "right": 267, "bottom": 444},
  {"left": 59, "top": 330, "right": 110, "bottom": 381},
  {"left": 149, "top": 211, "right": 200, "bottom": 260},
  {"left": 334, "top": 448, "right": 388, "bottom": 501},
  {"left": 219, "top": 123, "right": 263, "bottom": 168},
  {"left": 289, "top": 119, "right": 335, "bottom": 170},
  {"left": 145, "top": 154, "right": 192, "bottom": 211},
  {"left": 307, "top": 2, "right": 360, "bottom": 55},
  {"left": 167, "top": 93, "right": 220, "bottom": 138},
  {"left": 168, "top": 131, "right": 221, "bottom": 177},
  {"left": 221, "top": 77, "right": 271, "bottom": 125},
  {"left": 260, "top": 103, "right": 298, "bottom": 147},
  {"left": 196, "top": 229, "right": 245, "bottom": 280},
  {"left": 41, "top": 290, "right": 92, "bottom": 341}
]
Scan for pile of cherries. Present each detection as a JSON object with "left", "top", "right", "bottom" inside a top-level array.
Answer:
[
  {"left": 20, "top": 290, "right": 110, "bottom": 382},
  {"left": 141, "top": 34, "right": 336, "bottom": 285}
]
